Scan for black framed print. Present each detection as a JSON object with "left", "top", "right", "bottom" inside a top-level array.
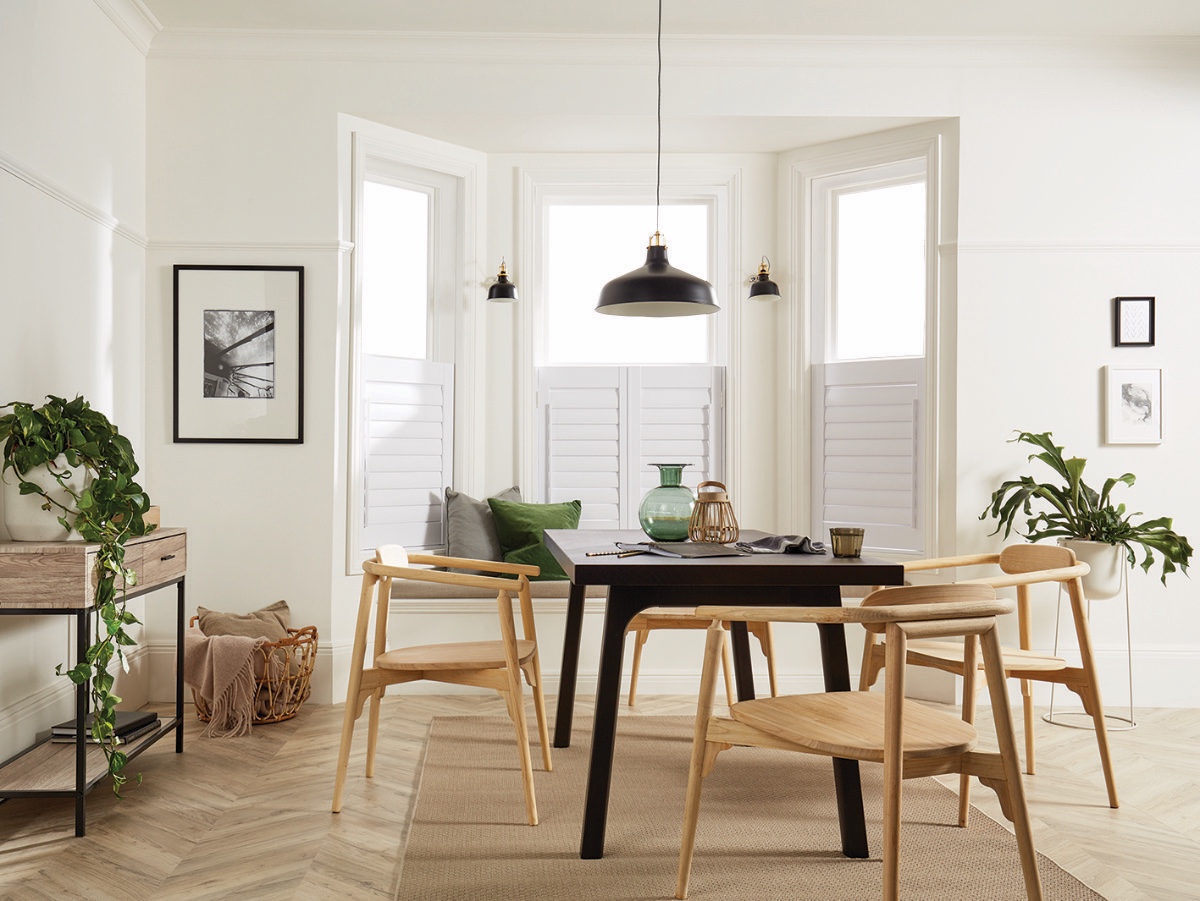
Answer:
[
  {"left": 173, "top": 265, "right": 304, "bottom": 443},
  {"left": 1113, "top": 296, "right": 1155, "bottom": 347}
]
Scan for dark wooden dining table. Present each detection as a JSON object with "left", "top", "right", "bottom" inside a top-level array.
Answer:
[{"left": 544, "top": 528, "right": 905, "bottom": 860}]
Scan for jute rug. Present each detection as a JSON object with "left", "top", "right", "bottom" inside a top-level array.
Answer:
[{"left": 396, "top": 716, "right": 1105, "bottom": 900}]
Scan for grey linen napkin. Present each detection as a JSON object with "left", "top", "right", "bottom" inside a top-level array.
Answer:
[{"left": 734, "top": 534, "right": 827, "bottom": 555}]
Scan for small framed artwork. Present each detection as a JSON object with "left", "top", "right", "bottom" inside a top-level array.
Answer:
[
  {"left": 1105, "top": 366, "right": 1162, "bottom": 445},
  {"left": 1113, "top": 296, "right": 1155, "bottom": 347},
  {"left": 173, "top": 265, "right": 304, "bottom": 443}
]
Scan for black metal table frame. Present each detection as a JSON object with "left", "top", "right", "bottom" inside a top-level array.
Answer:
[
  {"left": 545, "top": 529, "right": 904, "bottom": 861},
  {"left": 0, "top": 576, "right": 186, "bottom": 836}
]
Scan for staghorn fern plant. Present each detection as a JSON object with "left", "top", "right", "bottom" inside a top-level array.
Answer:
[{"left": 980, "top": 430, "right": 1191, "bottom": 586}]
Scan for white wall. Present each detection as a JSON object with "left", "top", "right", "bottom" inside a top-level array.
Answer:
[
  {"left": 137, "top": 31, "right": 1200, "bottom": 708},
  {"left": 4, "top": 23, "right": 1196, "bottom": 750},
  {"left": 0, "top": 0, "right": 152, "bottom": 761}
]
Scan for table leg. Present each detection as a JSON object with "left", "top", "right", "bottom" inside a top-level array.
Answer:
[
  {"left": 74, "top": 607, "right": 90, "bottom": 837},
  {"left": 580, "top": 592, "right": 637, "bottom": 859},
  {"left": 553, "top": 581, "right": 587, "bottom": 749},
  {"left": 728, "top": 621, "right": 756, "bottom": 701},
  {"left": 817, "top": 618, "right": 869, "bottom": 859},
  {"left": 176, "top": 578, "right": 185, "bottom": 753}
]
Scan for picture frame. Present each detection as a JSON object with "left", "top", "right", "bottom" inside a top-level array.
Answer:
[
  {"left": 1105, "top": 366, "right": 1162, "bottom": 445},
  {"left": 173, "top": 265, "right": 304, "bottom": 444},
  {"left": 1113, "top": 296, "right": 1155, "bottom": 347}
]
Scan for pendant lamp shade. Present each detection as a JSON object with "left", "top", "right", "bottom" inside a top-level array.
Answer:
[
  {"left": 748, "top": 256, "right": 780, "bottom": 299},
  {"left": 596, "top": 235, "right": 719, "bottom": 317},
  {"left": 595, "top": 0, "right": 718, "bottom": 318},
  {"left": 486, "top": 260, "right": 518, "bottom": 302}
]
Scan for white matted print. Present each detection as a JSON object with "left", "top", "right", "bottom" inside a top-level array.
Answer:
[
  {"left": 1105, "top": 366, "right": 1161, "bottom": 445},
  {"left": 173, "top": 265, "right": 304, "bottom": 443}
]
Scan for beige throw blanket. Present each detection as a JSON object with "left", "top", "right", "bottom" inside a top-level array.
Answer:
[{"left": 184, "top": 627, "right": 271, "bottom": 737}]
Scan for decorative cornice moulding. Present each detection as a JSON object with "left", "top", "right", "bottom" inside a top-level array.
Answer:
[
  {"left": 147, "top": 30, "right": 1200, "bottom": 70},
  {"left": 0, "top": 149, "right": 147, "bottom": 248},
  {"left": 959, "top": 241, "right": 1200, "bottom": 254},
  {"left": 149, "top": 240, "right": 350, "bottom": 254},
  {"left": 92, "top": 0, "right": 162, "bottom": 55}
]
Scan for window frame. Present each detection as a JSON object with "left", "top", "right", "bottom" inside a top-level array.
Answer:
[
  {"left": 780, "top": 122, "right": 957, "bottom": 560},
  {"left": 341, "top": 120, "right": 485, "bottom": 573},
  {"left": 516, "top": 164, "right": 740, "bottom": 500}
]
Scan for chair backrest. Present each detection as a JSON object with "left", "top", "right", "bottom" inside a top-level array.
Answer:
[
  {"left": 999, "top": 542, "right": 1075, "bottom": 575},
  {"left": 857, "top": 583, "right": 1010, "bottom": 633}
]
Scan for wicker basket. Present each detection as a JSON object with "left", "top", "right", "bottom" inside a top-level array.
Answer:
[{"left": 189, "top": 617, "right": 318, "bottom": 724}]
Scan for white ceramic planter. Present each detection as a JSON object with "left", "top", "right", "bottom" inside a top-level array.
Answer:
[
  {"left": 1058, "top": 538, "right": 1125, "bottom": 600},
  {"left": 1, "top": 457, "right": 85, "bottom": 541}
]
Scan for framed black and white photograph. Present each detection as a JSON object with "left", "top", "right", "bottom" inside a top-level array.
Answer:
[
  {"left": 1105, "top": 366, "right": 1162, "bottom": 445},
  {"left": 173, "top": 265, "right": 304, "bottom": 443},
  {"left": 1113, "top": 296, "right": 1155, "bottom": 347}
]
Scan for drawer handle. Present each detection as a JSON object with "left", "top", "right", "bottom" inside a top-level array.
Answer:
[{"left": 161, "top": 554, "right": 177, "bottom": 561}]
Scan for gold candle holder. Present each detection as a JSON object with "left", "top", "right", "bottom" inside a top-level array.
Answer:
[{"left": 829, "top": 527, "right": 865, "bottom": 558}]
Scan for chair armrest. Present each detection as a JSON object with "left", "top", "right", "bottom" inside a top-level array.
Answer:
[
  {"left": 406, "top": 553, "right": 541, "bottom": 578},
  {"left": 694, "top": 598, "right": 1014, "bottom": 626},
  {"left": 902, "top": 553, "right": 999, "bottom": 573},
  {"left": 363, "top": 560, "right": 530, "bottom": 594},
  {"left": 955, "top": 563, "right": 1089, "bottom": 589}
]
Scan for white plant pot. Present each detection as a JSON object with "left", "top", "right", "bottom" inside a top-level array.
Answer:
[
  {"left": 1058, "top": 538, "right": 1124, "bottom": 600},
  {"left": 1, "top": 457, "right": 85, "bottom": 541}
]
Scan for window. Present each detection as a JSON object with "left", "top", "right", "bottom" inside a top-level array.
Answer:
[
  {"left": 343, "top": 123, "right": 484, "bottom": 569},
  {"left": 520, "top": 170, "right": 735, "bottom": 520},
  {"left": 783, "top": 123, "right": 955, "bottom": 558}
]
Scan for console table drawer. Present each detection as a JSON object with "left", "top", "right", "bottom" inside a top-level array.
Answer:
[{"left": 139, "top": 533, "right": 187, "bottom": 589}]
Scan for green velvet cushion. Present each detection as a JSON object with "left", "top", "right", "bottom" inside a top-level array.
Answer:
[{"left": 486, "top": 498, "right": 582, "bottom": 581}]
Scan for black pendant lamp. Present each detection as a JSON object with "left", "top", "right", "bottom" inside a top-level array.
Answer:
[
  {"left": 596, "top": 0, "right": 718, "bottom": 318},
  {"left": 486, "top": 259, "right": 518, "bottom": 302},
  {"left": 748, "top": 256, "right": 781, "bottom": 299}
]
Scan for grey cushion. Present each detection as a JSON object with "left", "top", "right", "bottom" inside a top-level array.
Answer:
[{"left": 444, "top": 485, "right": 521, "bottom": 572}]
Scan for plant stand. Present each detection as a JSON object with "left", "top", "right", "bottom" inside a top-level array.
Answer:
[{"left": 1043, "top": 565, "right": 1137, "bottom": 731}]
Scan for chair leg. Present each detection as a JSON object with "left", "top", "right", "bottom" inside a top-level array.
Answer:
[
  {"left": 502, "top": 668, "right": 539, "bottom": 826},
  {"left": 755, "top": 621, "right": 779, "bottom": 697},
  {"left": 882, "top": 624, "right": 908, "bottom": 901},
  {"left": 958, "top": 637, "right": 980, "bottom": 828},
  {"left": 676, "top": 622, "right": 726, "bottom": 900},
  {"left": 980, "top": 626, "right": 1044, "bottom": 901},
  {"left": 1021, "top": 677, "right": 1036, "bottom": 775},
  {"left": 365, "top": 689, "right": 383, "bottom": 779},
  {"left": 719, "top": 636, "right": 736, "bottom": 707},
  {"left": 528, "top": 651, "right": 553, "bottom": 772},
  {"left": 858, "top": 632, "right": 882, "bottom": 691},
  {"left": 628, "top": 629, "right": 650, "bottom": 706},
  {"left": 331, "top": 684, "right": 361, "bottom": 813}
]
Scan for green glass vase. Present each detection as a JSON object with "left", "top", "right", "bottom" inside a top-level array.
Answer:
[{"left": 638, "top": 463, "right": 694, "bottom": 541}]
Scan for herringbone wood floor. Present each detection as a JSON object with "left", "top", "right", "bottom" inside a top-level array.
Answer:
[{"left": 0, "top": 696, "right": 1196, "bottom": 900}]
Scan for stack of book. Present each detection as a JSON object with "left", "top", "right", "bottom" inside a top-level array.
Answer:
[{"left": 50, "top": 710, "right": 161, "bottom": 744}]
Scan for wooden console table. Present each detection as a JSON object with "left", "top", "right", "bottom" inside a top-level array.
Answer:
[{"left": 0, "top": 527, "right": 187, "bottom": 835}]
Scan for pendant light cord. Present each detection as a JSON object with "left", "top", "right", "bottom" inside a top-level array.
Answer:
[{"left": 655, "top": 0, "right": 662, "bottom": 236}]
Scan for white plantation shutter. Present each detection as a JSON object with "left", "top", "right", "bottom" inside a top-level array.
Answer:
[
  {"left": 537, "top": 366, "right": 725, "bottom": 529},
  {"left": 812, "top": 358, "right": 923, "bottom": 554},
  {"left": 359, "top": 355, "right": 454, "bottom": 555}
]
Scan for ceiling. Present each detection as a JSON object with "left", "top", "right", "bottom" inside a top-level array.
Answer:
[
  {"left": 139, "top": 1, "right": 1200, "bottom": 153},
  {"left": 143, "top": 0, "right": 1200, "bottom": 38}
]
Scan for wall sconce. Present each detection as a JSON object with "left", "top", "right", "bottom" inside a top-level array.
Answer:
[
  {"left": 486, "top": 259, "right": 518, "bottom": 302},
  {"left": 747, "top": 257, "right": 780, "bottom": 300}
]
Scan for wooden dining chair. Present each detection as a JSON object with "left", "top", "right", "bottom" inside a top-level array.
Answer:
[
  {"left": 858, "top": 543, "right": 1118, "bottom": 823},
  {"left": 676, "top": 584, "right": 1043, "bottom": 901},
  {"left": 331, "top": 545, "right": 552, "bottom": 825},
  {"left": 626, "top": 610, "right": 777, "bottom": 707}
]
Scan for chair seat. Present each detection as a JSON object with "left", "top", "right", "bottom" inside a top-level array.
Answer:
[
  {"left": 730, "top": 692, "right": 978, "bottom": 762},
  {"left": 907, "top": 639, "right": 1067, "bottom": 673},
  {"left": 377, "top": 639, "right": 537, "bottom": 672}
]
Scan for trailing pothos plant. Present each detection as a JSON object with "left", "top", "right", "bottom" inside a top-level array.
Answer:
[
  {"left": 980, "top": 430, "right": 1192, "bottom": 585},
  {"left": 0, "top": 395, "right": 154, "bottom": 794}
]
